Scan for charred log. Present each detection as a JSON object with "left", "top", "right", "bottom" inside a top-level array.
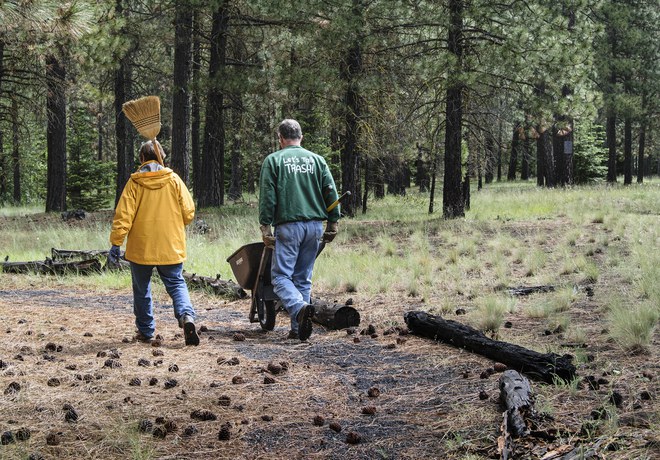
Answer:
[
  {"left": 310, "top": 297, "right": 360, "bottom": 330},
  {"left": 404, "top": 311, "right": 576, "bottom": 383},
  {"left": 182, "top": 271, "right": 247, "bottom": 300},
  {"left": 2, "top": 258, "right": 101, "bottom": 275}
]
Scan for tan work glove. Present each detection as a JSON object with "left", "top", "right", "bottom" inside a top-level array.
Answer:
[
  {"left": 322, "top": 221, "right": 338, "bottom": 243},
  {"left": 260, "top": 225, "right": 276, "bottom": 248}
]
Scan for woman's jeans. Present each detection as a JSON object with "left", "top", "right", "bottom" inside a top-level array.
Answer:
[
  {"left": 271, "top": 221, "right": 323, "bottom": 333},
  {"left": 130, "top": 262, "right": 195, "bottom": 338}
]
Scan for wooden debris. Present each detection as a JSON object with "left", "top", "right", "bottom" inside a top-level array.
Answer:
[
  {"left": 507, "top": 285, "right": 555, "bottom": 296},
  {"left": 182, "top": 272, "right": 247, "bottom": 299},
  {"left": 498, "top": 370, "right": 534, "bottom": 459},
  {"left": 1, "top": 258, "right": 102, "bottom": 275},
  {"left": 310, "top": 297, "right": 360, "bottom": 330},
  {"left": 403, "top": 311, "right": 576, "bottom": 383}
]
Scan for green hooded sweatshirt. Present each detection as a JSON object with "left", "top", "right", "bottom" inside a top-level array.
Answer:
[{"left": 259, "top": 145, "right": 340, "bottom": 226}]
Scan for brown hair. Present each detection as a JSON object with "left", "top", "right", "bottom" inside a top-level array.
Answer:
[{"left": 139, "top": 140, "right": 165, "bottom": 165}]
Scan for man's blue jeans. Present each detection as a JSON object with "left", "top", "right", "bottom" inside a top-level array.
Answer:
[
  {"left": 272, "top": 221, "right": 323, "bottom": 333},
  {"left": 130, "top": 262, "right": 195, "bottom": 338}
]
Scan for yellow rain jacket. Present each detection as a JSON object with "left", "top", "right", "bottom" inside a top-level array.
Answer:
[{"left": 110, "top": 161, "right": 195, "bottom": 265}]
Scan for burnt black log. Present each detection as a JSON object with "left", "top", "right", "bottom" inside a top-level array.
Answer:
[
  {"left": 182, "top": 272, "right": 247, "bottom": 300},
  {"left": 1, "top": 258, "right": 102, "bottom": 275},
  {"left": 310, "top": 297, "right": 360, "bottom": 330},
  {"left": 499, "top": 370, "right": 533, "bottom": 437},
  {"left": 404, "top": 311, "right": 575, "bottom": 383},
  {"left": 51, "top": 248, "right": 108, "bottom": 260},
  {"left": 507, "top": 285, "right": 555, "bottom": 296}
]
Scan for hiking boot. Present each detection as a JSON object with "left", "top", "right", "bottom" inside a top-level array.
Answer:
[
  {"left": 296, "top": 304, "right": 315, "bottom": 341},
  {"left": 179, "top": 315, "right": 200, "bottom": 346},
  {"left": 134, "top": 331, "right": 153, "bottom": 343},
  {"left": 287, "top": 330, "right": 299, "bottom": 340}
]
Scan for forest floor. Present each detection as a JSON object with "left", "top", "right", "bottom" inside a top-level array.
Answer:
[{"left": 0, "top": 207, "right": 658, "bottom": 460}]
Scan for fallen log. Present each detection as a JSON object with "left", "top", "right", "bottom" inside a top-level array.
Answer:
[
  {"left": 500, "top": 370, "right": 533, "bottom": 437},
  {"left": 404, "top": 311, "right": 576, "bottom": 383},
  {"left": 51, "top": 248, "right": 109, "bottom": 260},
  {"left": 182, "top": 272, "right": 247, "bottom": 300},
  {"left": 310, "top": 297, "right": 360, "bottom": 330},
  {"left": 507, "top": 285, "right": 555, "bottom": 296},
  {"left": 1, "top": 258, "right": 102, "bottom": 275}
]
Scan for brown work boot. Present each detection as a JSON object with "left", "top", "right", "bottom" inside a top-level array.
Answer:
[
  {"left": 179, "top": 315, "right": 200, "bottom": 346},
  {"left": 296, "top": 304, "right": 315, "bottom": 341}
]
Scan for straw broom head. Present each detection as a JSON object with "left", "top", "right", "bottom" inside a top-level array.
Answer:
[{"left": 122, "top": 96, "right": 161, "bottom": 141}]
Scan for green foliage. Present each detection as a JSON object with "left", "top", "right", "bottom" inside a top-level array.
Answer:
[
  {"left": 67, "top": 156, "right": 114, "bottom": 211},
  {"left": 573, "top": 121, "right": 607, "bottom": 184}
]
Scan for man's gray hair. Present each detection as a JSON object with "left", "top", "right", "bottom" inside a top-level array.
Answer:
[{"left": 278, "top": 119, "right": 303, "bottom": 140}]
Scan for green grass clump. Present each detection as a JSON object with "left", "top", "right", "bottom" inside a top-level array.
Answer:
[
  {"left": 474, "top": 295, "right": 511, "bottom": 333},
  {"left": 607, "top": 301, "right": 659, "bottom": 352}
]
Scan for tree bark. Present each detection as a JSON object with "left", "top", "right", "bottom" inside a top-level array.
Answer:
[
  {"left": 113, "top": 0, "right": 133, "bottom": 206},
  {"left": 606, "top": 114, "right": 617, "bottom": 183},
  {"left": 637, "top": 121, "right": 645, "bottom": 183},
  {"left": 507, "top": 123, "right": 520, "bottom": 181},
  {"left": 171, "top": 2, "right": 193, "bottom": 185},
  {"left": 12, "top": 96, "right": 21, "bottom": 204},
  {"left": 623, "top": 117, "right": 632, "bottom": 185},
  {"left": 499, "top": 370, "right": 533, "bottom": 437},
  {"left": 45, "top": 53, "right": 67, "bottom": 212},
  {"left": 403, "top": 310, "right": 576, "bottom": 383},
  {"left": 198, "top": 3, "right": 229, "bottom": 208},
  {"left": 311, "top": 297, "right": 361, "bottom": 330},
  {"left": 182, "top": 271, "right": 247, "bottom": 300},
  {"left": 227, "top": 100, "right": 243, "bottom": 201},
  {"left": 191, "top": 10, "right": 202, "bottom": 197},
  {"left": 539, "top": 126, "right": 555, "bottom": 187},
  {"left": 442, "top": 0, "right": 464, "bottom": 219},
  {"left": 340, "top": 5, "right": 363, "bottom": 218}
]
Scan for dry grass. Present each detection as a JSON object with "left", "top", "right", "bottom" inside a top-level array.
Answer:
[{"left": 1, "top": 184, "right": 660, "bottom": 459}]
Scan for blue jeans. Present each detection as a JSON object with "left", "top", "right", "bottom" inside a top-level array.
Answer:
[
  {"left": 130, "top": 262, "right": 195, "bottom": 338},
  {"left": 271, "top": 221, "right": 323, "bottom": 333}
]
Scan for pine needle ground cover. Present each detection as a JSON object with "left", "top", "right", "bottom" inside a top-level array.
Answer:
[{"left": 1, "top": 182, "right": 658, "bottom": 459}]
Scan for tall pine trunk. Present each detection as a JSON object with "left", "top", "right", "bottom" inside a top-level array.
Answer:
[
  {"left": 340, "top": 24, "right": 363, "bottom": 217},
  {"left": 12, "top": 96, "right": 21, "bottom": 203},
  {"left": 623, "top": 117, "right": 632, "bottom": 185},
  {"left": 606, "top": 114, "right": 617, "bottom": 182},
  {"left": 114, "top": 0, "right": 133, "bottom": 206},
  {"left": 507, "top": 123, "right": 519, "bottom": 181},
  {"left": 191, "top": 10, "right": 201, "bottom": 197},
  {"left": 171, "top": 3, "right": 193, "bottom": 185},
  {"left": 199, "top": 3, "right": 229, "bottom": 208},
  {"left": 536, "top": 130, "right": 545, "bottom": 186},
  {"left": 228, "top": 102, "right": 243, "bottom": 201},
  {"left": 539, "top": 126, "right": 555, "bottom": 187},
  {"left": 637, "top": 121, "right": 645, "bottom": 184},
  {"left": 442, "top": 0, "right": 464, "bottom": 219},
  {"left": 45, "top": 54, "right": 67, "bottom": 212}
]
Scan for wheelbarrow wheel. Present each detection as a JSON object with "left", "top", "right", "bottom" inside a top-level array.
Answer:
[{"left": 253, "top": 285, "right": 276, "bottom": 331}]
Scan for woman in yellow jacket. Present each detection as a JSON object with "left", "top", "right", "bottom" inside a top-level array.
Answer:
[{"left": 109, "top": 140, "right": 199, "bottom": 346}]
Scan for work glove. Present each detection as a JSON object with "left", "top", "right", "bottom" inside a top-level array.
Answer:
[
  {"left": 108, "top": 245, "right": 121, "bottom": 263},
  {"left": 260, "top": 225, "right": 276, "bottom": 248},
  {"left": 322, "top": 221, "right": 339, "bottom": 243}
]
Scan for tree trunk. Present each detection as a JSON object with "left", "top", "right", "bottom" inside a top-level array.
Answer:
[
  {"left": 171, "top": 3, "right": 193, "bottom": 185},
  {"left": 536, "top": 137, "right": 545, "bottom": 187},
  {"left": 0, "top": 131, "right": 5, "bottom": 202},
  {"left": 227, "top": 101, "right": 243, "bottom": 201},
  {"left": 507, "top": 123, "right": 519, "bottom": 181},
  {"left": 485, "top": 130, "right": 494, "bottom": 184},
  {"left": 442, "top": 0, "right": 464, "bottom": 219},
  {"left": 553, "top": 125, "right": 566, "bottom": 186},
  {"left": 539, "top": 126, "right": 555, "bottom": 187},
  {"left": 428, "top": 150, "right": 438, "bottom": 214},
  {"left": 199, "top": 3, "right": 229, "bottom": 208},
  {"left": 623, "top": 117, "right": 632, "bottom": 185},
  {"left": 497, "top": 114, "right": 503, "bottom": 182},
  {"left": 12, "top": 96, "right": 21, "bottom": 204},
  {"left": 45, "top": 53, "right": 67, "bottom": 212},
  {"left": 637, "top": 121, "right": 646, "bottom": 183},
  {"left": 114, "top": 0, "right": 133, "bottom": 206},
  {"left": 520, "top": 131, "right": 529, "bottom": 181},
  {"left": 404, "top": 311, "right": 576, "bottom": 383},
  {"left": 340, "top": 34, "right": 363, "bottom": 217},
  {"left": 96, "top": 100, "right": 103, "bottom": 161},
  {"left": 362, "top": 156, "right": 370, "bottom": 214},
  {"left": 416, "top": 144, "right": 430, "bottom": 192},
  {"left": 191, "top": 10, "right": 202, "bottom": 197},
  {"left": 606, "top": 114, "right": 617, "bottom": 182}
]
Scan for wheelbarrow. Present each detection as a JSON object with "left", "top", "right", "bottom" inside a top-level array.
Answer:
[
  {"left": 226, "top": 240, "right": 325, "bottom": 331},
  {"left": 226, "top": 191, "right": 350, "bottom": 331}
]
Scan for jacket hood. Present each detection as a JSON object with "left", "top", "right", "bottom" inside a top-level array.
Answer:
[{"left": 131, "top": 164, "right": 174, "bottom": 190}]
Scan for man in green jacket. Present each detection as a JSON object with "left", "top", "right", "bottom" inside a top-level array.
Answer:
[{"left": 259, "top": 119, "right": 340, "bottom": 341}]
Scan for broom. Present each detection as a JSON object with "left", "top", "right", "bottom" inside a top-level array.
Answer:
[{"left": 122, "top": 95, "right": 165, "bottom": 165}]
